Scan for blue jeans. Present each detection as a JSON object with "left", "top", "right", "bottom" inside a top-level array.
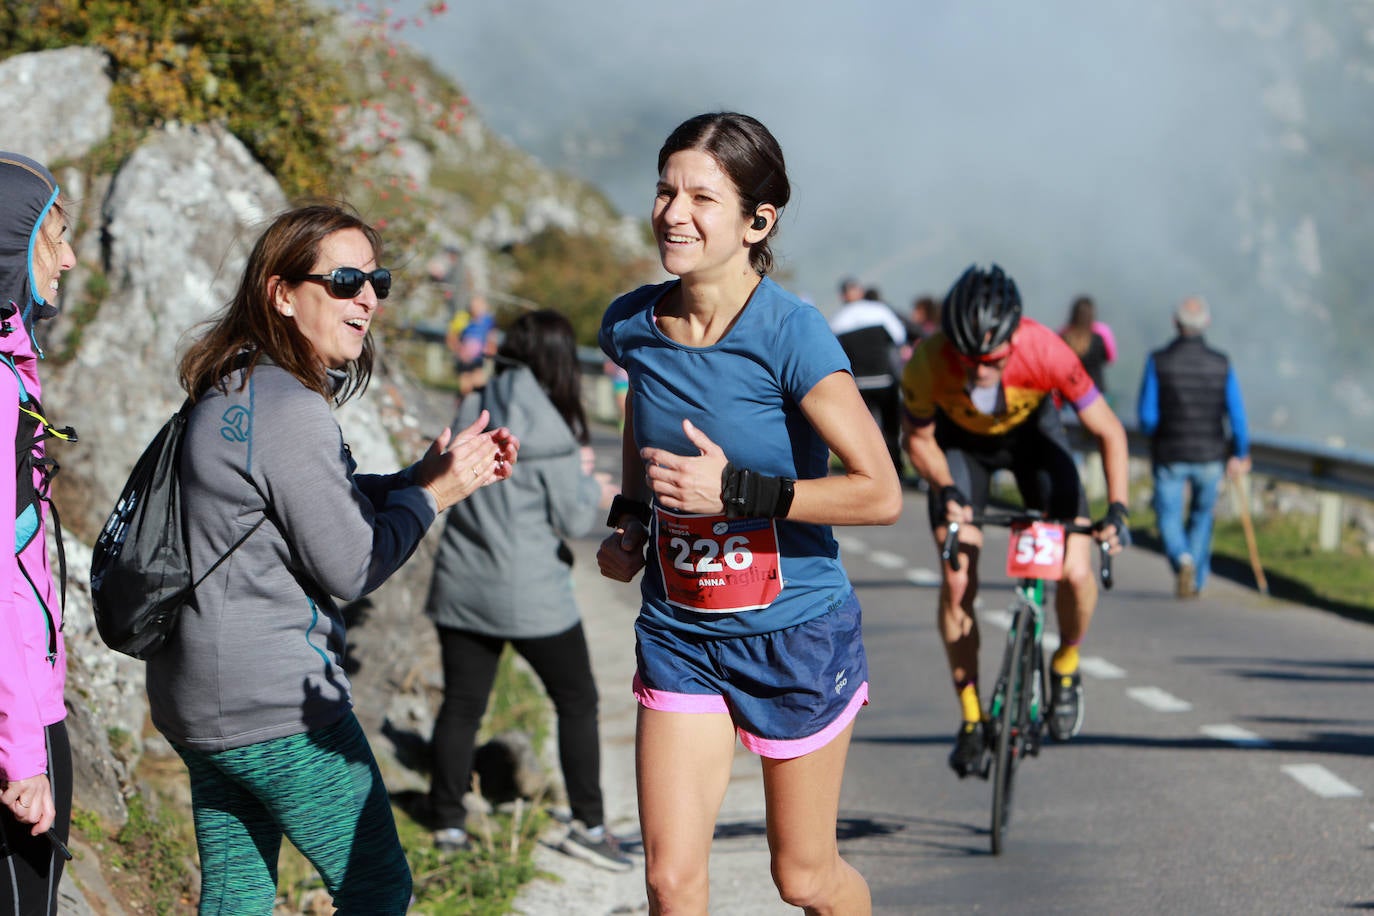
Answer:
[{"left": 1152, "top": 461, "right": 1224, "bottom": 591}]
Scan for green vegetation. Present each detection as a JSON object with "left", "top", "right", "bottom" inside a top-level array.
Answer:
[
  {"left": 1072, "top": 474, "right": 1370, "bottom": 621},
  {"left": 113, "top": 795, "right": 195, "bottom": 914},
  {"left": 0, "top": 0, "right": 348, "bottom": 198},
  {"left": 402, "top": 799, "right": 552, "bottom": 916},
  {"left": 1154, "top": 506, "right": 1374, "bottom": 622},
  {"left": 508, "top": 227, "right": 656, "bottom": 345}
]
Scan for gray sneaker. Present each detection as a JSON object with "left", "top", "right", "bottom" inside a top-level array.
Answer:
[
  {"left": 433, "top": 827, "right": 470, "bottom": 853},
  {"left": 560, "top": 821, "right": 634, "bottom": 873}
]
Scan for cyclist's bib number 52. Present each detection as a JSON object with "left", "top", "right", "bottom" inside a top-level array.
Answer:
[
  {"left": 1005, "top": 520, "right": 1066, "bottom": 581},
  {"left": 656, "top": 507, "right": 782, "bottom": 613}
]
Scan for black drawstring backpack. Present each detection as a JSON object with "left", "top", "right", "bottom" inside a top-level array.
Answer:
[{"left": 90, "top": 399, "right": 263, "bottom": 659}]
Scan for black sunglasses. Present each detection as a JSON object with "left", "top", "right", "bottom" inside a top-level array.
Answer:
[{"left": 293, "top": 267, "right": 391, "bottom": 300}]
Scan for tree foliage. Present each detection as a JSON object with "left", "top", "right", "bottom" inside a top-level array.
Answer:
[
  {"left": 507, "top": 227, "right": 656, "bottom": 345},
  {"left": 0, "top": 0, "right": 347, "bottom": 197}
]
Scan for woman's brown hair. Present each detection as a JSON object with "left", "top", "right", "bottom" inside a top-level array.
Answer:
[{"left": 179, "top": 203, "right": 379, "bottom": 403}]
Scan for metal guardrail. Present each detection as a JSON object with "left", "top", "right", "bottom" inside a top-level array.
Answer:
[{"left": 1116, "top": 428, "right": 1374, "bottom": 503}]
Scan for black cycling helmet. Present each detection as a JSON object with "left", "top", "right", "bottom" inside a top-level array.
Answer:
[{"left": 941, "top": 263, "right": 1022, "bottom": 356}]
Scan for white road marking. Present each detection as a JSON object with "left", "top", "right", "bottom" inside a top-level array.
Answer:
[
  {"left": 1280, "top": 764, "right": 1362, "bottom": 799},
  {"left": 905, "top": 568, "right": 940, "bottom": 586},
  {"left": 834, "top": 535, "right": 866, "bottom": 555},
  {"left": 982, "top": 609, "right": 1013, "bottom": 630},
  {"left": 1199, "top": 724, "right": 1271, "bottom": 748},
  {"left": 1079, "top": 656, "right": 1127, "bottom": 679},
  {"left": 868, "top": 550, "right": 906, "bottom": 569},
  {"left": 1126, "top": 686, "right": 1193, "bottom": 713}
]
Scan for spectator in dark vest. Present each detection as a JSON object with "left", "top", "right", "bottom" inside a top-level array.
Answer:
[
  {"left": 829, "top": 276, "right": 907, "bottom": 473},
  {"left": 1137, "top": 296, "right": 1250, "bottom": 597}
]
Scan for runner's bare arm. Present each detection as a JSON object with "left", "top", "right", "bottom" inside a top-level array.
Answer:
[{"left": 791, "top": 370, "right": 901, "bottom": 526}]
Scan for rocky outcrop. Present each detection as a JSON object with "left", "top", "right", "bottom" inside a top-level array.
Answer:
[
  {"left": 1, "top": 29, "right": 655, "bottom": 908},
  {"left": 0, "top": 47, "right": 112, "bottom": 166},
  {"left": 0, "top": 40, "right": 571, "bottom": 912}
]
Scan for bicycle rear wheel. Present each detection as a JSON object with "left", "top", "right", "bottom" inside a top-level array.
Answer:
[{"left": 990, "top": 600, "right": 1035, "bottom": 855}]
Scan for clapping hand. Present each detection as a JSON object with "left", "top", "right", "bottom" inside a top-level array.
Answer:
[{"left": 416, "top": 410, "right": 520, "bottom": 511}]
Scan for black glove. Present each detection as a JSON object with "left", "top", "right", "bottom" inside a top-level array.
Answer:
[
  {"left": 938, "top": 485, "right": 970, "bottom": 521},
  {"left": 606, "top": 494, "right": 651, "bottom": 529},
  {"left": 1094, "top": 501, "right": 1132, "bottom": 547}
]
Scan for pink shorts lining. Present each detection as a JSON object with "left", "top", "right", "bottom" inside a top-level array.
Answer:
[{"left": 632, "top": 673, "right": 870, "bottom": 760}]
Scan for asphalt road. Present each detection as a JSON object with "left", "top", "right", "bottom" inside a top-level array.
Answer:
[{"left": 516, "top": 431, "right": 1374, "bottom": 915}]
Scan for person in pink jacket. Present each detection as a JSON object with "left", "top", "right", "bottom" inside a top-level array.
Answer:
[{"left": 0, "top": 152, "right": 77, "bottom": 916}]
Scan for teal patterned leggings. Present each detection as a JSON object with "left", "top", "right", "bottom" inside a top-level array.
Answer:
[{"left": 174, "top": 713, "right": 412, "bottom": 915}]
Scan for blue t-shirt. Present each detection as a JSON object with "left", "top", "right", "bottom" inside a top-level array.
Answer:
[{"left": 600, "top": 277, "right": 854, "bottom": 638}]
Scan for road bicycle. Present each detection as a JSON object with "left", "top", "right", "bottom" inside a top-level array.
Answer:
[{"left": 941, "top": 511, "right": 1113, "bottom": 855}]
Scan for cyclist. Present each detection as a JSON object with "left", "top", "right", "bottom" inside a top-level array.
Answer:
[{"left": 900, "top": 264, "right": 1131, "bottom": 777}]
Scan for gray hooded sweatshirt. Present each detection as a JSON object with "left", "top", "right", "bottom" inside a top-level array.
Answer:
[
  {"left": 424, "top": 364, "right": 601, "bottom": 638},
  {"left": 146, "top": 364, "right": 436, "bottom": 752}
]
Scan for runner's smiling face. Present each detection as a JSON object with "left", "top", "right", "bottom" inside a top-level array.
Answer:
[{"left": 652, "top": 149, "right": 754, "bottom": 282}]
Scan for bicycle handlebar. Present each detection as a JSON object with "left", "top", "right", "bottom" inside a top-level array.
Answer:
[{"left": 940, "top": 513, "right": 1115, "bottom": 589}]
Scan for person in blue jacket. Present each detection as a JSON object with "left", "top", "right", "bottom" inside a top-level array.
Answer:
[{"left": 1137, "top": 295, "right": 1250, "bottom": 597}]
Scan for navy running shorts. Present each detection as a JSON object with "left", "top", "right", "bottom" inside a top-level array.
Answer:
[{"left": 633, "top": 590, "right": 869, "bottom": 759}]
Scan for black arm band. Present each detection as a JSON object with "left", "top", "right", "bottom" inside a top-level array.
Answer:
[
  {"left": 606, "top": 494, "right": 651, "bottom": 529},
  {"left": 721, "top": 462, "right": 796, "bottom": 519},
  {"left": 938, "top": 485, "right": 970, "bottom": 512}
]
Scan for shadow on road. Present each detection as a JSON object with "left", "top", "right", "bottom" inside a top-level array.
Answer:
[
  {"left": 703, "top": 812, "right": 994, "bottom": 859},
  {"left": 1175, "top": 654, "right": 1374, "bottom": 685}
]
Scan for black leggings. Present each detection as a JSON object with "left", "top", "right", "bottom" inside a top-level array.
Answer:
[
  {"left": 429, "top": 623, "right": 604, "bottom": 830},
  {"left": 0, "top": 721, "right": 71, "bottom": 916}
]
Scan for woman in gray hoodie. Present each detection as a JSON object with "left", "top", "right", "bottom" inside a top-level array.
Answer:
[
  {"left": 424, "top": 310, "right": 630, "bottom": 872},
  {"left": 149, "top": 204, "right": 519, "bottom": 914}
]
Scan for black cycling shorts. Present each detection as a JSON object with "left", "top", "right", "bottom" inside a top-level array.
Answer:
[{"left": 926, "top": 398, "right": 1088, "bottom": 529}]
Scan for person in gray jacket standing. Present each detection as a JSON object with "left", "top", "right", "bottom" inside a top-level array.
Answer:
[
  {"left": 424, "top": 310, "right": 630, "bottom": 872},
  {"left": 148, "top": 204, "right": 519, "bottom": 915}
]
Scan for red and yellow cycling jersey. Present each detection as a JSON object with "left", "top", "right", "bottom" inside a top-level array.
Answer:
[{"left": 901, "top": 317, "right": 1099, "bottom": 437}]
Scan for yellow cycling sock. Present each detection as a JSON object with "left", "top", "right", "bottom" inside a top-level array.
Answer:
[
  {"left": 1052, "top": 645, "right": 1080, "bottom": 677},
  {"left": 958, "top": 683, "right": 982, "bottom": 722}
]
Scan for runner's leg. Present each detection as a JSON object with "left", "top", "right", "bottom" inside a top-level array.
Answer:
[
  {"left": 636, "top": 707, "right": 735, "bottom": 914},
  {"left": 761, "top": 722, "right": 871, "bottom": 915}
]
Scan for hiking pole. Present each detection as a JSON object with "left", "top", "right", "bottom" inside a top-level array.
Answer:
[{"left": 1230, "top": 473, "right": 1269, "bottom": 595}]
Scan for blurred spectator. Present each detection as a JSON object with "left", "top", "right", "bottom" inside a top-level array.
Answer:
[
  {"left": 901, "top": 294, "right": 940, "bottom": 362},
  {"left": 446, "top": 293, "right": 496, "bottom": 395},
  {"left": 1059, "top": 295, "right": 1115, "bottom": 401},
  {"left": 425, "top": 310, "right": 628, "bottom": 870},
  {"left": 1137, "top": 295, "right": 1251, "bottom": 598},
  {"left": 603, "top": 358, "right": 629, "bottom": 430},
  {"left": 830, "top": 276, "right": 906, "bottom": 473}
]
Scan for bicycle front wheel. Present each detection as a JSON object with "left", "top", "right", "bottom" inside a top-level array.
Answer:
[{"left": 990, "top": 599, "right": 1035, "bottom": 855}]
